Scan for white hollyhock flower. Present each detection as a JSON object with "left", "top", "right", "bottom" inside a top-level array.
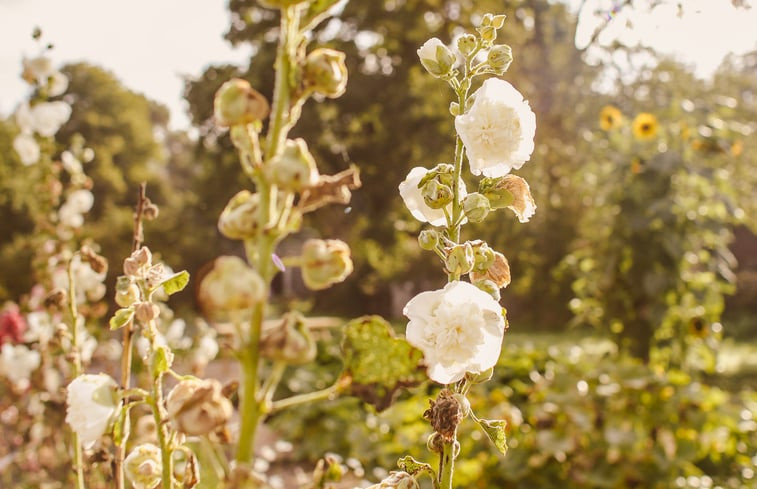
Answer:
[
  {"left": 404, "top": 281, "right": 505, "bottom": 384},
  {"left": 66, "top": 189, "right": 95, "bottom": 213},
  {"left": 65, "top": 373, "right": 119, "bottom": 448},
  {"left": 22, "top": 56, "right": 55, "bottom": 81},
  {"left": 13, "top": 133, "right": 40, "bottom": 166},
  {"left": 15, "top": 103, "right": 34, "bottom": 133},
  {"left": 0, "top": 344, "right": 41, "bottom": 389},
  {"left": 454, "top": 78, "right": 536, "bottom": 177},
  {"left": 30, "top": 101, "right": 72, "bottom": 137},
  {"left": 47, "top": 70, "right": 69, "bottom": 97},
  {"left": 399, "top": 167, "right": 467, "bottom": 227}
]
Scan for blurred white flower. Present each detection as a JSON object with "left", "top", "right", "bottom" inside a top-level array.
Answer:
[
  {"left": 66, "top": 189, "right": 95, "bottom": 213},
  {"left": 61, "top": 151, "right": 83, "bottom": 174},
  {"left": 47, "top": 70, "right": 69, "bottom": 97},
  {"left": 24, "top": 311, "right": 55, "bottom": 344},
  {"left": 52, "top": 254, "right": 106, "bottom": 304},
  {"left": 398, "top": 167, "right": 467, "bottom": 227},
  {"left": 22, "top": 56, "right": 54, "bottom": 81},
  {"left": 194, "top": 333, "right": 219, "bottom": 367},
  {"left": 13, "top": 133, "right": 40, "bottom": 165},
  {"left": 65, "top": 373, "right": 119, "bottom": 448},
  {"left": 15, "top": 103, "right": 34, "bottom": 133},
  {"left": 164, "top": 319, "right": 192, "bottom": 350},
  {"left": 455, "top": 78, "right": 536, "bottom": 177},
  {"left": 404, "top": 281, "right": 505, "bottom": 384},
  {"left": 0, "top": 343, "right": 41, "bottom": 389},
  {"left": 58, "top": 204, "right": 84, "bottom": 228},
  {"left": 29, "top": 101, "right": 72, "bottom": 137}
]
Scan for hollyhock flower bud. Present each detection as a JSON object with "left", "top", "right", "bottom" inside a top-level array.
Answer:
[
  {"left": 304, "top": 48, "right": 348, "bottom": 98},
  {"left": 166, "top": 378, "right": 232, "bottom": 436},
  {"left": 462, "top": 192, "right": 491, "bottom": 223},
  {"left": 445, "top": 242, "right": 475, "bottom": 276},
  {"left": 266, "top": 138, "right": 320, "bottom": 191},
  {"left": 471, "top": 241, "right": 496, "bottom": 272},
  {"left": 421, "top": 179, "right": 454, "bottom": 210},
  {"left": 455, "top": 78, "right": 536, "bottom": 177},
  {"left": 214, "top": 78, "right": 270, "bottom": 127},
  {"left": 65, "top": 373, "right": 119, "bottom": 448},
  {"left": 481, "top": 175, "right": 536, "bottom": 222},
  {"left": 471, "top": 251, "right": 511, "bottom": 289},
  {"left": 13, "top": 133, "right": 40, "bottom": 166},
  {"left": 417, "top": 37, "right": 456, "bottom": 78},
  {"left": 260, "top": 312, "right": 317, "bottom": 365},
  {"left": 404, "top": 281, "right": 505, "bottom": 384},
  {"left": 472, "top": 278, "right": 501, "bottom": 301},
  {"left": 418, "top": 229, "right": 440, "bottom": 251},
  {"left": 301, "top": 239, "right": 353, "bottom": 290},
  {"left": 487, "top": 44, "right": 513, "bottom": 74},
  {"left": 457, "top": 34, "right": 477, "bottom": 56},
  {"left": 198, "top": 256, "right": 266, "bottom": 314},
  {"left": 218, "top": 190, "right": 260, "bottom": 240},
  {"left": 124, "top": 443, "right": 162, "bottom": 489},
  {"left": 135, "top": 302, "right": 160, "bottom": 323},
  {"left": 366, "top": 471, "right": 420, "bottom": 489}
]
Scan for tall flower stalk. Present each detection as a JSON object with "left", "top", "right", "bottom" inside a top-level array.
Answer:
[{"left": 397, "top": 13, "right": 537, "bottom": 489}]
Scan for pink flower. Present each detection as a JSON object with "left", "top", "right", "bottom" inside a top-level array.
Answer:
[{"left": 0, "top": 309, "right": 27, "bottom": 346}]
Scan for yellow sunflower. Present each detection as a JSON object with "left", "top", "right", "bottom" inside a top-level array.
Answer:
[
  {"left": 632, "top": 112, "right": 658, "bottom": 141},
  {"left": 599, "top": 105, "right": 624, "bottom": 131}
]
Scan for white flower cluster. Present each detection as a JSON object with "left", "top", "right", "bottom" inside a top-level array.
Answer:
[
  {"left": 0, "top": 343, "right": 41, "bottom": 390},
  {"left": 57, "top": 189, "right": 95, "bottom": 229},
  {"left": 12, "top": 55, "right": 72, "bottom": 166}
]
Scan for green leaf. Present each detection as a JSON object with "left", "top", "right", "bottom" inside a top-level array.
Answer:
[
  {"left": 397, "top": 456, "right": 434, "bottom": 478},
  {"left": 477, "top": 419, "right": 508, "bottom": 456},
  {"left": 109, "top": 307, "right": 134, "bottom": 330},
  {"left": 159, "top": 270, "right": 190, "bottom": 296},
  {"left": 341, "top": 315, "right": 425, "bottom": 410},
  {"left": 151, "top": 346, "right": 174, "bottom": 375}
]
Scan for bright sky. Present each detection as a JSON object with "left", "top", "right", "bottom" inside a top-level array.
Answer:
[{"left": 1, "top": 0, "right": 756, "bottom": 130}]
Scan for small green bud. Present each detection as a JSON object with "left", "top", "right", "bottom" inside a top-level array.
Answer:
[
  {"left": 421, "top": 180, "right": 454, "bottom": 209},
  {"left": 487, "top": 44, "right": 513, "bottom": 74},
  {"left": 490, "top": 14, "right": 507, "bottom": 29},
  {"left": 478, "top": 177, "right": 515, "bottom": 209},
  {"left": 456, "top": 34, "right": 477, "bottom": 56},
  {"left": 214, "top": 78, "right": 270, "bottom": 128},
  {"left": 304, "top": 48, "right": 348, "bottom": 98},
  {"left": 473, "top": 278, "right": 501, "bottom": 301},
  {"left": 218, "top": 190, "right": 260, "bottom": 240},
  {"left": 449, "top": 101, "right": 460, "bottom": 116},
  {"left": 198, "top": 256, "right": 266, "bottom": 316},
  {"left": 462, "top": 192, "right": 491, "bottom": 222},
  {"left": 418, "top": 229, "right": 440, "bottom": 251},
  {"left": 115, "top": 277, "right": 140, "bottom": 308},
  {"left": 417, "top": 38, "right": 456, "bottom": 78},
  {"left": 478, "top": 25, "right": 497, "bottom": 43},
  {"left": 124, "top": 444, "right": 162, "bottom": 489},
  {"left": 446, "top": 242, "right": 475, "bottom": 276}
]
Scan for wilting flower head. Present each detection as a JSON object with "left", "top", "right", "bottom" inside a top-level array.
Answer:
[
  {"left": 12, "top": 133, "right": 40, "bottom": 166},
  {"left": 198, "top": 256, "right": 266, "bottom": 315},
  {"left": 65, "top": 373, "right": 119, "bottom": 448},
  {"left": 399, "top": 167, "right": 467, "bottom": 227},
  {"left": 214, "top": 78, "right": 270, "bottom": 127},
  {"left": 124, "top": 443, "right": 162, "bottom": 489},
  {"left": 165, "top": 377, "right": 232, "bottom": 436},
  {"left": 599, "top": 105, "right": 623, "bottom": 131},
  {"left": 404, "top": 281, "right": 505, "bottom": 384},
  {"left": 301, "top": 239, "right": 353, "bottom": 290},
  {"left": 303, "top": 48, "right": 348, "bottom": 98},
  {"left": 455, "top": 78, "right": 536, "bottom": 177},
  {"left": 490, "top": 174, "right": 536, "bottom": 223},
  {"left": 470, "top": 251, "right": 511, "bottom": 289},
  {"left": 632, "top": 112, "right": 658, "bottom": 141}
]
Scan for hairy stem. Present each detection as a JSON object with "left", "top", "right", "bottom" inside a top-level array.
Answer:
[
  {"left": 438, "top": 440, "right": 455, "bottom": 489},
  {"left": 67, "top": 257, "right": 86, "bottom": 489}
]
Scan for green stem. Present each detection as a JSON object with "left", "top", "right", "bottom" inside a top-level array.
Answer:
[
  {"left": 438, "top": 440, "right": 455, "bottom": 489},
  {"left": 265, "top": 7, "right": 297, "bottom": 162},
  {"left": 150, "top": 374, "right": 173, "bottom": 489},
  {"left": 259, "top": 361, "right": 287, "bottom": 408},
  {"left": 236, "top": 303, "right": 264, "bottom": 463},
  {"left": 67, "top": 257, "right": 86, "bottom": 489},
  {"left": 269, "top": 380, "right": 345, "bottom": 414},
  {"left": 449, "top": 88, "right": 468, "bottom": 245}
]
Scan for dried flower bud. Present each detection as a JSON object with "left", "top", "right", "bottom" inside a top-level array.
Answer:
[
  {"left": 198, "top": 256, "right": 266, "bottom": 315},
  {"left": 166, "top": 378, "right": 232, "bottom": 436},
  {"left": 480, "top": 175, "right": 535, "bottom": 222},
  {"left": 81, "top": 245, "right": 108, "bottom": 275},
  {"left": 44, "top": 288, "right": 67, "bottom": 309},
  {"left": 214, "top": 78, "right": 270, "bottom": 127},
  {"left": 462, "top": 192, "right": 491, "bottom": 222},
  {"left": 142, "top": 202, "right": 159, "bottom": 221},
  {"left": 303, "top": 48, "right": 348, "bottom": 98},
  {"left": 124, "top": 443, "right": 162, "bottom": 489},
  {"left": 423, "top": 390, "right": 463, "bottom": 442},
  {"left": 487, "top": 44, "right": 513, "bottom": 74},
  {"left": 471, "top": 251, "right": 511, "bottom": 289},
  {"left": 445, "top": 242, "right": 475, "bottom": 276},
  {"left": 218, "top": 190, "right": 260, "bottom": 240},
  {"left": 366, "top": 471, "right": 420, "bottom": 489},
  {"left": 301, "top": 239, "right": 353, "bottom": 290},
  {"left": 260, "top": 313, "right": 316, "bottom": 365},
  {"left": 265, "top": 138, "right": 320, "bottom": 191},
  {"left": 134, "top": 302, "right": 160, "bottom": 323}
]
